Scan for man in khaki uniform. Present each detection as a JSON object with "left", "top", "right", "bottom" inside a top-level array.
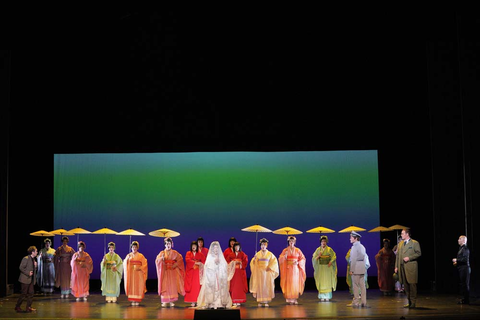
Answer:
[{"left": 395, "top": 228, "right": 421, "bottom": 309}]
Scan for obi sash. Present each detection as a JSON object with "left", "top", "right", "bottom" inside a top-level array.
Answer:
[
  {"left": 76, "top": 258, "right": 86, "bottom": 266},
  {"left": 165, "top": 260, "right": 176, "bottom": 270},
  {"left": 286, "top": 258, "right": 298, "bottom": 265},
  {"left": 130, "top": 260, "right": 142, "bottom": 271},
  {"left": 105, "top": 260, "right": 117, "bottom": 269},
  {"left": 233, "top": 258, "right": 242, "bottom": 269},
  {"left": 319, "top": 255, "right": 331, "bottom": 265},
  {"left": 258, "top": 258, "right": 269, "bottom": 267}
]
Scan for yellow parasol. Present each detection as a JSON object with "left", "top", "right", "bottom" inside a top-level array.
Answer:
[
  {"left": 68, "top": 227, "right": 92, "bottom": 244},
  {"left": 272, "top": 226, "right": 303, "bottom": 235},
  {"left": 117, "top": 228, "right": 145, "bottom": 251},
  {"left": 92, "top": 227, "right": 118, "bottom": 255},
  {"left": 338, "top": 225, "right": 367, "bottom": 233},
  {"left": 388, "top": 224, "right": 409, "bottom": 240},
  {"left": 148, "top": 228, "right": 180, "bottom": 238},
  {"left": 241, "top": 224, "right": 272, "bottom": 253},
  {"left": 368, "top": 226, "right": 392, "bottom": 232},
  {"left": 30, "top": 230, "right": 55, "bottom": 237},
  {"left": 306, "top": 226, "right": 336, "bottom": 234},
  {"left": 50, "top": 228, "right": 75, "bottom": 236}
]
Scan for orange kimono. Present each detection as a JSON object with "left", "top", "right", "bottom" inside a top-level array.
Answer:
[
  {"left": 184, "top": 251, "right": 205, "bottom": 303},
  {"left": 54, "top": 245, "right": 75, "bottom": 294},
  {"left": 70, "top": 251, "right": 93, "bottom": 298},
  {"left": 123, "top": 252, "right": 148, "bottom": 302},
  {"left": 279, "top": 247, "right": 306, "bottom": 301},
  {"left": 226, "top": 251, "right": 248, "bottom": 303},
  {"left": 155, "top": 249, "right": 185, "bottom": 303}
]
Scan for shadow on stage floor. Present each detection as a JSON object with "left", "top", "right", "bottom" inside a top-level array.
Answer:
[{"left": 1, "top": 290, "right": 479, "bottom": 319}]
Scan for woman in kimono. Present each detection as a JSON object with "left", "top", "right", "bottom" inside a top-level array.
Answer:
[
  {"left": 375, "top": 239, "right": 395, "bottom": 295},
  {"left": 124, "top": 241, "right": 148, "bottom": 306},
  {"left": 197, "top": 237, "right": 209, "bottom": 257},
  {"left": 70, "top": 241, "right": 93, "bottom": 301},
  {"left": 184, "top": 241, "right": 206, "bottom": 307},
  {"left": 54, "top": 236, "right": 75, "bottom": 298},
  {"left": 101, "top": 242, "right": 123, "bottom": 302},
  {"left": 223, "top": 237, "right": 237, "bottom": 260},
  {"left": 250, "top": 238, "right": 279, "bottom": 307},
  {"left": 197, "top": 241, "right": 235, "bottom": 309},
  {"left": 279, "top": 236, "right": 306, "bottom": 305},
  {"left": 226, "top": 242, "right": 248, "bottom": 307},
  {"left": 156, "top": 237, "right": 185, "bottom": 307},
  {"left": 312, "top": 235, "right": 337, "bottom": 301},
  {"left": 37, "top": 238, "right": 56, "bottom": 294}
]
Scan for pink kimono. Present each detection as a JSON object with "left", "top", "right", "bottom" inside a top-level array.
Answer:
[
  {"left": 279, "top": 246, "right": 306, "bottom": 302},
  {"left": 70, "top": 251, "right": 93, "bottom": 298},
  {"left": 155, "top": 249, "right": 186, "bottom": 303}
]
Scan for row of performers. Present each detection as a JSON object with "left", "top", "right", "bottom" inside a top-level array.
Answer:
[{"left": 36, "top": 234, "right": 396, "bottom": 308}]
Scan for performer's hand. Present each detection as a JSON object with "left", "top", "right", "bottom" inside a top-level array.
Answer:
[
  {"left": 403, "top": 257, "right": 410, "bottom": 263},
  {"left": 452, "top": 258, "right": 457, "bottom": 263},
  {"left": 29, "top": 271, "right": 33, "bottom": 276},
  {"left": 112, "top": 266, "right": 117, "bottom": 272},
  {"left": 328, "top": 262, "right": 332, "bottom": 267},
  {"left": 266, "top": 267, "right": 271, "bottom": 272},
  {"left": 215, "top": 258, "right": 220, "bottom": 265},
  {"left": 350, "top": 271, "right": 353, "bottom": 275},
  {"left": 394, "top": 267, "right": 398, "bottom": 273}
]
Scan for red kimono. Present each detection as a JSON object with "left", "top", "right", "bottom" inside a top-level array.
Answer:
[
  {"left": 223, "top": 247, "right": 234, "bottom": 260},
  {"left": 184, "top": 251, "right": 206, "bottom": 303},
  {"left": 375, "top": 247, "right": 395, "bottom": 293},
  {"left": 226, "top": 251, "right": 248, "bottom": 303},
  {"left": 199, "top": 247, "right": 209, "bottom": 257}
]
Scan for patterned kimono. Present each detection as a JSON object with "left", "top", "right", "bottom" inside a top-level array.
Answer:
[
  {"left": 37, "top": 247, "right": 56, "bottom": 293},
  {"left": 226, "top": 251, "right": 249, "bottom": 303},
  {"left": 124, "top": 252, "right": 148, "bottom": 302},
  {"left": 155, "top": 249, "right": 185, "bottom": 303},
  {"left": 249, "top": 250, "right": 279, "bottom": 303},
  {"left": 279, "top": 246, "right": 306, "bottom": 302},
  {"left": 184, "top": 251, "right": 206, "bottom": 303},
  {"left": 54, "top": 245, "right": 75, "bottom": 295},
  {"left": 70, "top": 251, "right": 93, "bottom": 298},
  {"left": 101, "top": 252, "right": 123, "bottom": 298},
  {"left": 375, "top": 247, "right": 395, "bottom": 293},
  {"left": 312, "top": 245, "right": 337, "bottom": 299}
]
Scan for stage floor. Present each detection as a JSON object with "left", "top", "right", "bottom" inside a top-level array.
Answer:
[{"left": 0, "top": 290, "right": 478, "bottom": 320}]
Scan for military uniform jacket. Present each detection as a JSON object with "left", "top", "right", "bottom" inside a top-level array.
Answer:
[
  {"left": 395, "top": 239, "right": 421, "bottom": 284},
  {"left": 350, "top": 241, "right": 366, "bottom": 275},
  {"left": 18, "top": 255, "right": 37, "bottom": 285}
]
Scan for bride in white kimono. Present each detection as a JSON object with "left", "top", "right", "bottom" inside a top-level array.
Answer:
[{"left": 196, "top": 241, "right": 235, "bottom": 309}]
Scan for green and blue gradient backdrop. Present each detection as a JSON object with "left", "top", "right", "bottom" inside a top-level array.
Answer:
[{"left": 54, "top": 151, "right": 380, "bottom": 280}]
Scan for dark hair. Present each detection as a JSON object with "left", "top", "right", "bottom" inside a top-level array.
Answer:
[
  {"left": 78, "top": 241, "right": 85, "bottom": 248},
  {"left": 164, "top": 237, "right": 173, "bottom": 244},
  {"left": 383, "top": 238, "right": 390, "bottom": 243},
  {"left": 259, "top": 238, "right": 269, "bottom": 244},
  {"left": 108, "top": 242, "right": 115, "bottom": 248},
  {"left": 190, "top": 241, "right": 198, "bottom": 252},
  {"left": 44, "top": 238, "right": 52, "bottom": 244},
  {"left": 228, "top": 237, "right": 237, "bottom": 248},
  {"left": 27, "top": 246, "right": 37, "bottom": 254},
  {"left": 352, "top": 235, "right": 361, "bottom": 241},
  {"left": 233, "top": 242, "right": 242, "bottom": 251},
  {"left": 131, "top": 241, "right": 139, "bottom": 248},
  {"left": 403, "top": 228, "right": 411, "bottom": 237},
  {"left": 320, "top": 236, "right": 328, "bottom": 243},
  {"left": 197, "top": 237, "right": 204, "bottom": 243},
  {"left": 62, "top": 236, "right": 69, "bottom": 242}
]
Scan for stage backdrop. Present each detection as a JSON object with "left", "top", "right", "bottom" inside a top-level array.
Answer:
[{"left": 54, "top": 151, "right": 380, "bottom": 280}]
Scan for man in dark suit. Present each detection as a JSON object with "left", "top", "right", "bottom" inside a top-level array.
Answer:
[
  {"left": 15, "top": 246, "right": 38, "bottom": 313},
  {"left": 452, "top": 235, "right": 470, "bottom": 304},
  {"left": 395, "top": 228, "right": 421, "bottom": 309}
]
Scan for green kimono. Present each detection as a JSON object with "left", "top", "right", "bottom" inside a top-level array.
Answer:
[
  {"left": 101, "top": 252, "right": 123, "bottom": 297},
  {"left": 312, "top": 246, "right": 337, "bottom": 299}
]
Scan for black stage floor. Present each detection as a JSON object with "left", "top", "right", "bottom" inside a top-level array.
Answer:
[{"left": 1, "top": 290, "right": 478, "bottom": 320}]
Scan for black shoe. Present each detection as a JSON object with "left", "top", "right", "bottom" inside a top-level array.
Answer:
[
  {"left": 14, "top": 306, "right": 23, "bottom": 313},
  {"left": 409, "top": 303, "right": 416, "bottom": 309}
]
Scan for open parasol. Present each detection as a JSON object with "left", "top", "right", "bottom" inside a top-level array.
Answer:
[
  {"left": 117, "top": 228, "right": 145, "bottom": 251},
  {"left": 241, "top": 224, "right": 272, "bottom": 253},
  {"left": 338, "top": 225, "right": 367, "bottom": 233},
  {"left": 148, "top": 228, "right": 180, "bottom": 238},
  {"left": 272, "top": 226, "right": 303, "bottom": 236},
  {"left": 50, "top": 228, "right": 75, "bottom": 236},
  {"left": 68, "top": 227, "right": 92, "bottom": 245},
  {"left": 306, "top": 226, "right": 336, "bottom": 234},
  {"left": 30, "top": 230, "right": 55, "bottom": 248},
  {"left": 92, "top": 227, "right": 118, "bottom": 255},
  {"left": 368, "top": 226, "right": 392, "bottom": 232},
  {"left": 388, "top": 224, "right": 409, "bottom": 240}
]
